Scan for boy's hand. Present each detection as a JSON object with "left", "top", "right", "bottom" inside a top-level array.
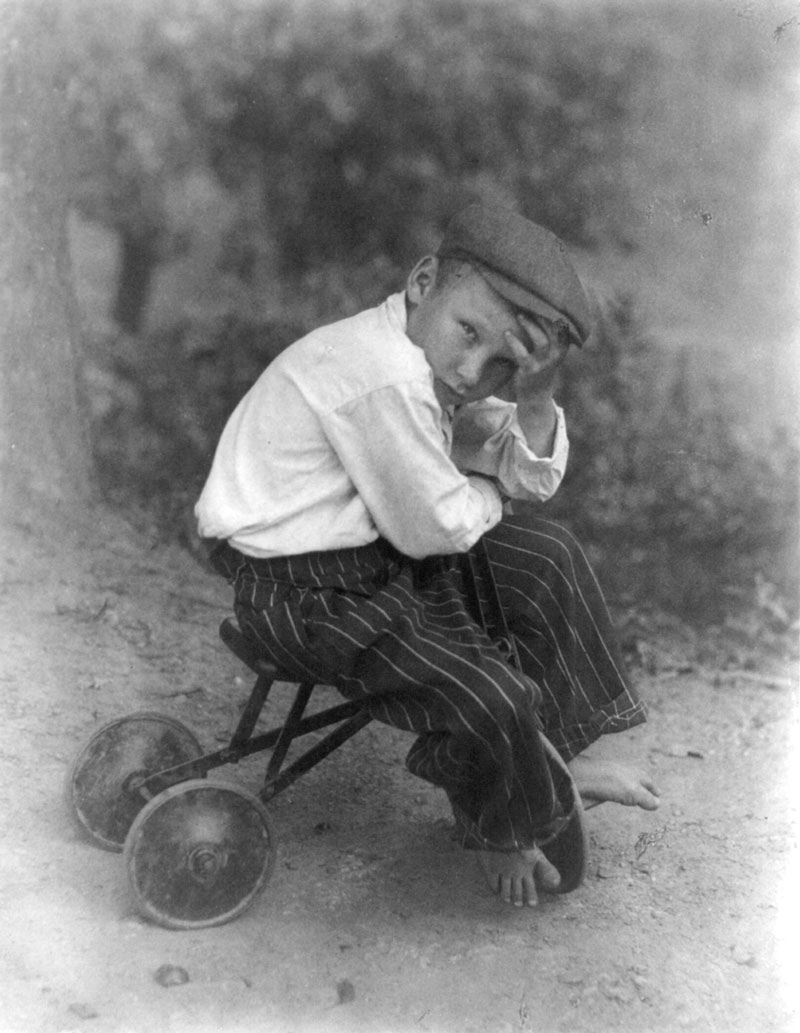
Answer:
[
  {"left": 497, "top": 314, "right": 571, "bottom": 457},
  {"left": 497, "top": 314, "right": 570, "bottom": 406}
]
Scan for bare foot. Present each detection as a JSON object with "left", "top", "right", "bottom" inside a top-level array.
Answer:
[
  {"left": 478, "top": 846, "right": 562, "bottom": 907},
  {"left": 568, "top": 754, "right": 661, "bottom": 811}
]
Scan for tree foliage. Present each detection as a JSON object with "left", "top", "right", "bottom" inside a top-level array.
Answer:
[
  {"left": 193, "top": 0, "right": 645, "bottom": 259},
  {"left": 64, "top": 0, "right": 651, "bottom": 326},
  {"left": 62, "top": 0, "right": 798, "bottom": 622},
  {"left": 546, "top": 299, "right": 799, "bottom": 616}
]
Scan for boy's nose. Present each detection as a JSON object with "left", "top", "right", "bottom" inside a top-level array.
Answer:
[{"left": 457, "top": 352, "right": 484, "bottom": 390}]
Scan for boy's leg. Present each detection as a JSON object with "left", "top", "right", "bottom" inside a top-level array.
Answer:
[
  {"left": 216, "top": 541, "right": 576, "bottom": 855},
  {"left": 481, "top": 515, "right": 659, "bottom": 811}
]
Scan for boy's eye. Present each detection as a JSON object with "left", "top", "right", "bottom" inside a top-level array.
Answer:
[{"left": 459, "top": 321, "right": 478, "bottom": 342}]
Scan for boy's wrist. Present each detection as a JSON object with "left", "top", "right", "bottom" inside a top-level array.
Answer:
[
  {"left": 515, "top": 395, "right": 559, "bottom": 458},
  {"left": 468, "top": 474, "right": 505, "bottom": 524},
  {"left": 516, "top": 390, "right": 556, "bottom": 418}
]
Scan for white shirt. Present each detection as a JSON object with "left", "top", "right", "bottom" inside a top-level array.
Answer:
[{"left": 196, "top": 293, "right": 568, "bottom": 559}]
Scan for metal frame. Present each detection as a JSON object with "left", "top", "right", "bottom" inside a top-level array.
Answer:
[{"left": 130, "top": 618, "right": 373, "bottom": 806}]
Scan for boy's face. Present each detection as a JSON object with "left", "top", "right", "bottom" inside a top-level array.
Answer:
[{"left": 405, "top": 257, "right": 545, "bottom": 407}]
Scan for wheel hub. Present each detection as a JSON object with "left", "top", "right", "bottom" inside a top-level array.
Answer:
[{"left": 188, "top": 844, "right": 227, "bottom": 885}]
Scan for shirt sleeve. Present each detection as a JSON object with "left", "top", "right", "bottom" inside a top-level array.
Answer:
[
  {"left": 449, "top": 397, "right": 569, "bottom": 502},
  {"left": 320, "top": 379, "right": 504, "bottom": 558}
]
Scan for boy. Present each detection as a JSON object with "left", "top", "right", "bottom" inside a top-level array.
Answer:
[{"left": 197, "top": 203, "right": 659, "bottom": 908}]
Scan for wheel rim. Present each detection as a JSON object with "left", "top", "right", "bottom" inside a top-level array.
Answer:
[
  {"left": 539, "top": 734, "right": 589, "bottom": 894},
  {"left": 66, "top": 712, "right": 203, "bottom": 852},
  {"left": 124, "top": 779, "right": 276, "bottom": 929}
]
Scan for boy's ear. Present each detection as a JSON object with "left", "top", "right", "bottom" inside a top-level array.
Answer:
[{"left": 406, "top": 255, "right": 439, "bottom": 305}]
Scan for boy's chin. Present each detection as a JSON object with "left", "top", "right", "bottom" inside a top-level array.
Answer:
[
  {"left": 492, "top": 383, "right": 516, "bottom": 403},
  {"left": 433, "top": 381, "right": 464, "bottom": 408}
]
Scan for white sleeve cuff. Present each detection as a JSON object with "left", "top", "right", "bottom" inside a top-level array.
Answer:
[
  {"left": 511, "top": 402, "right": 568, "bottom": 463},
  {"left": 468, "top": 474, "right": 504, "bottom": 527}
]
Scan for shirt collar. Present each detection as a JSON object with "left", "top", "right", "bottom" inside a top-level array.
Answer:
[{"left": 384, "top": 291, "right": 409, "bottom": 336}]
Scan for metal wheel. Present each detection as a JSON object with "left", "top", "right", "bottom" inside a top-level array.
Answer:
[
  {"left": 124, "top": 779, "right": 276, "bottom": 930},
  {"left": 66, "top": 711, "right": 203, "bottom": 852}
]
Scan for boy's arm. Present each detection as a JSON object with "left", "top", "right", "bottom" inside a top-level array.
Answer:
[
  {"left": 452, "top": 313, "right": 571, "bottom": 502},
  {"left": 451, "top": 399, "right": 568, "bottom": 503},
  {"left": 321, "top": 381, "right": 504, "bottom": 559},
  {"left": 503, "top": 312, "right": 571, "bottom": 452}
]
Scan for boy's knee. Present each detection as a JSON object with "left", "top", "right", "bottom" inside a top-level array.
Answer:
[
  {"left": 509, "top": 514, "right": 579, "bottom": 550},
  {"left": 473, "top": 670, "right": 543, "bottom": 736},
  {"left": 489, "top": 515, "right": 588, "bottom": 576}
]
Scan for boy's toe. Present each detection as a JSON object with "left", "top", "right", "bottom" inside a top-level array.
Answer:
[
  {"left": 535, "top": 854, "right": 562, "bottom": 893},
  {"left": 522, "top": 874, "right": 539, "bottom": 907}
]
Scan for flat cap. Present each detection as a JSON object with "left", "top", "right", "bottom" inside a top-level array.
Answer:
[{"left": 437, "top": 203, "right": 592, "bottom": 345}]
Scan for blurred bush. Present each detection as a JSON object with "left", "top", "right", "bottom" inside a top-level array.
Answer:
[
  {"left": 545, "top": 298, "right": 799, "bottom": 620},
  {"left": 84, "top": 312, "right": 304, "bottom": 538},
  {"left": 64, "top": 0, "right": 650, "bottom": 331},
  {"left": 65, "top": 0, "right": 798, "bottom": 628},
  {"left": 84, "top": 291, "right": 798, "bottom": 626}
]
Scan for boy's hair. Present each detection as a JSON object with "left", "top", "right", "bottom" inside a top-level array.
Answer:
[{"left": 433, "top": 255, "right": 473, "bottom": 292}]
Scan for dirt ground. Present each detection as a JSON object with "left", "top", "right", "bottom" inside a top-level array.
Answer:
[{"left": 0, "top": 512, "right": 797, "bottom": 1033}]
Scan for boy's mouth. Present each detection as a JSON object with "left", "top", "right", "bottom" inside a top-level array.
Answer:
[{"left": 435, "top": 380, "right": 464, "bottom": 406}]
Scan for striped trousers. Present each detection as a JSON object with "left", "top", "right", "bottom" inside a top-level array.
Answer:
[{"left": 210, "top": 516, "right": 646, "bottom": 853}]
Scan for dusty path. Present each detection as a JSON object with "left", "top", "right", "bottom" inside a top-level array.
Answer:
[{"left": 0, "top": 516, "right": 796, "bottom": 1033}]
